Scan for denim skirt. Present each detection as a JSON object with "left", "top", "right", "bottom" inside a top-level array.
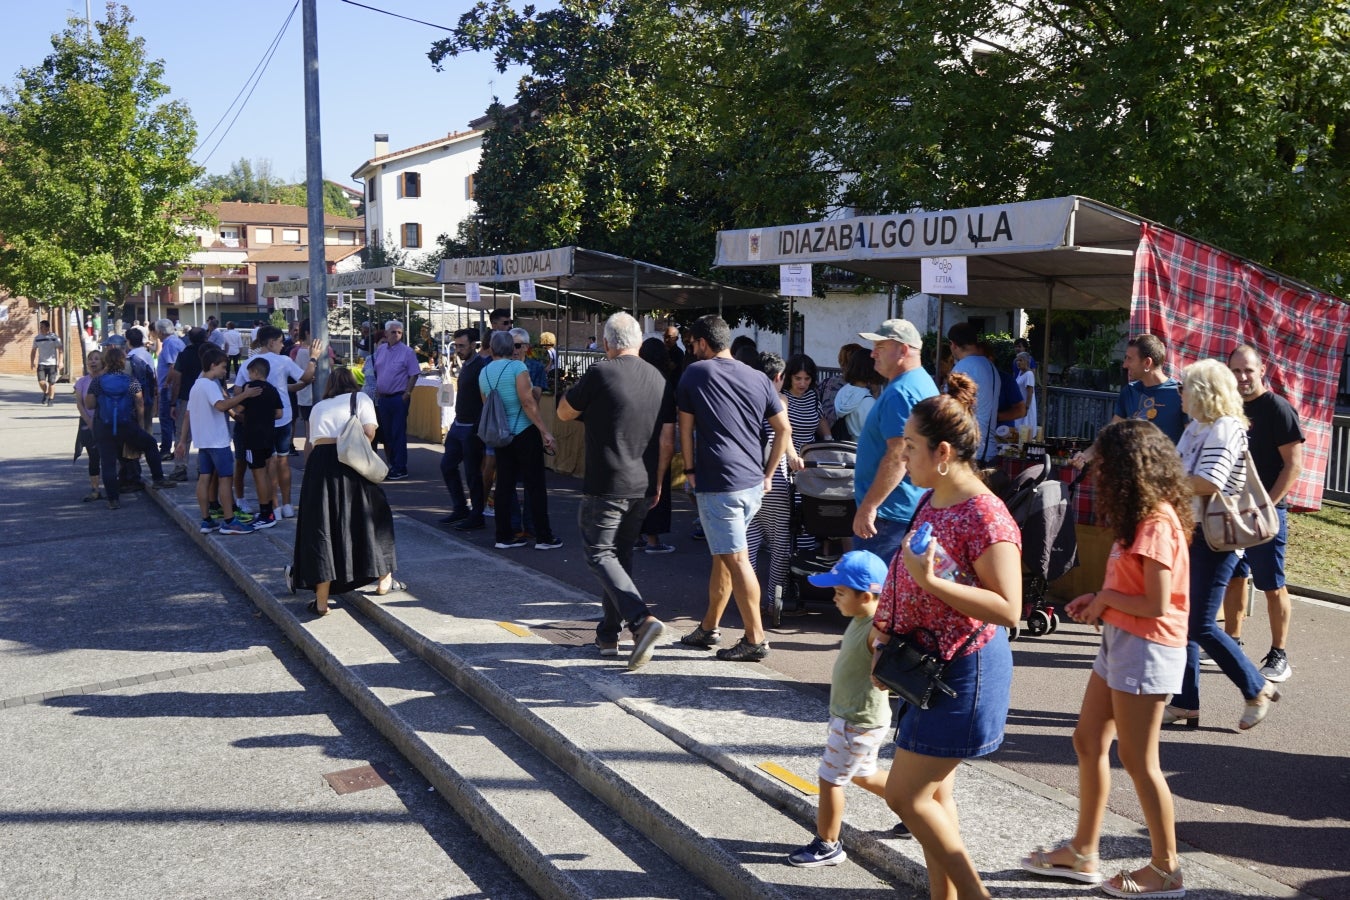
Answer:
[{"left": 895, "top": 625, "right": 1013, "bottom": 759}]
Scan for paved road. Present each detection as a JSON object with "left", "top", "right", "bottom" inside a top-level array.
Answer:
[{"left": 0, "top": 379, "right": 530, "bottom": 899}]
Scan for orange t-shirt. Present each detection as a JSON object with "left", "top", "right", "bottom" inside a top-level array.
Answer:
[{"left": 1099, "top": 503, "right": 1190, "bottom": 648}]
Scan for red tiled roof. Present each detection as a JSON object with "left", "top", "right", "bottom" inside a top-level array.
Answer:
[
  {"left": 351, "top": 129, "right": 482, "bottom": 175},
  {"left": 247, "top": 244, "right": 364, "bottom": 264},
  {"left": 211, "top": 201, "right": 364, "bottom": 230}
]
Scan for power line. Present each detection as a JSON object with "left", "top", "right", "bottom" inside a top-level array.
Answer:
[
  {"left": 337, "top": 0, "right": 454, "bottom": 32},
  {"left": 193, "top": 1, "right": 301, "bottom": 168}
]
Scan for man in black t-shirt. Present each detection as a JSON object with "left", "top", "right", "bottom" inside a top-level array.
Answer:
[
  {"left": 440, "top": 328, "right": 491, "bottom": 530},
  {"left": 238, "top": 356, "right": 284, "bottom": 527},
  {"left": 1222, "top": 344, "right": 1305, "bottom": 684},
  {"left": 557, "top": 312, "right": 672, "bottom": 671}
]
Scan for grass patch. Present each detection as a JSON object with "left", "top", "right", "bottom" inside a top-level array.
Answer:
[{"left": 1286, "top": 502, "right": 1350, "bottom": 595}]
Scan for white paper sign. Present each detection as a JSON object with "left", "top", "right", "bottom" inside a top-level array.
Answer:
[
  {"left": 336, "top": 292, "right": 346, "bottom": 309},
  {"left": 365, "top": 288, "right": 375, "bottom": 303},
  {"left": 274, "top": 296, "right": 299, "bottom": 311},
  {"left": 921, "top": 256, "right": 968, "bottom": 295},
  {"left": 465, "top": 282, "right": 482, "bottom": 304},
  {"left": 779, "top": 264, "right": 812, "bottom": 297},
  {"left": 519, "top": 279, "right": 536, "bottom": 303}
]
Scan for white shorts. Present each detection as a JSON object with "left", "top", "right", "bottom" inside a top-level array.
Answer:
[
  {"left": 817, "top": 715, "right": 888, "bottom": 786},
  {"left": 1092, "top": 623, "right": 1186, "bottom": 696}
]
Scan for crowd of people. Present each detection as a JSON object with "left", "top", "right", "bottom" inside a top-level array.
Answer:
[{"left": 51, "top": 305, "right": 1310, "bottom": 899}]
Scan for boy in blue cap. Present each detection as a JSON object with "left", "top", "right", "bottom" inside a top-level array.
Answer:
[{"left": 787, "top": 550, "right": 907, "bottom": 868}]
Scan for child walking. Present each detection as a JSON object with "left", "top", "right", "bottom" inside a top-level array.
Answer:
[
  {"left": 176, "top": 345, "right": 261, "bottom": 535},
  {"left": 786, "top": 550, "right": 906, "bottom": 868},
  {"left": 1021, "top": 419, "right": 1192, "bottom": 898}
]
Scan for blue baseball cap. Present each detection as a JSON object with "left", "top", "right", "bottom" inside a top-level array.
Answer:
[{"left": 807, "top": 550, "right": 889, "bottom": 594}]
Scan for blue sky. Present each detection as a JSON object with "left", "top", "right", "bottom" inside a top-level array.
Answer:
[{"left": 0, "top": 1, "right": 529, "bottom": 186}]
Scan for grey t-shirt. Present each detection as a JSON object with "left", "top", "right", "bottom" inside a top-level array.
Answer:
[{"left": 33, "top": 332, "right": 62, "bottom": 366}]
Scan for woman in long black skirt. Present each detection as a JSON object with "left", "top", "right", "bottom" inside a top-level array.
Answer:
[{"left": 285, "top": 366, "right": 400, "bottom": 615}]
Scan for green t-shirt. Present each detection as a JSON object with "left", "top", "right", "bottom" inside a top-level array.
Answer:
[{"left": 829, "top": 615, "right": 892, "bottom": 729}]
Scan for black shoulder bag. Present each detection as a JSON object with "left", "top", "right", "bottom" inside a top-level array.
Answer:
[{"left": 873, "top": 624, "right": 989, "bottom": 710}]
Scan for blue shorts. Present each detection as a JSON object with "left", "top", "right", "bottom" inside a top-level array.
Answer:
[
  {"left": 695, "top": 485, "right": 764, "bottom": 555},
  {"left": 272, "top": 422, "right": 293, "bottom": 455},
  {"left": 197, "top": 446, "right": 234, "bottom": 478},
  {"left": 895, "top": 626, "right": 1011, "bottom": 759},
  {"left": 1231, "top": 507, "right": 1287, "bottom": 591}
]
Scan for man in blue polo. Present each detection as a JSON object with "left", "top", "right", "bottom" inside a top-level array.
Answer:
[{"left": 852, "top": 319, "right": 939, "bottom": 564}]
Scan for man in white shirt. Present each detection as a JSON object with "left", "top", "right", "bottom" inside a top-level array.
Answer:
[{"left": 222, "top": 321, "right": 243, "bottom": 376}]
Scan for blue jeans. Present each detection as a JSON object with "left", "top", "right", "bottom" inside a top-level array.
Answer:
[
  {"left": 579, "top": 495, "right": 652, "bottom": 642},
  {"left": 856, "top": 515, "right": 909, "bottom": 568},
  {"left": 375, "top": 394, "right": 409, "bottom": 472},
  {"left": 158, "top": 386, "right": 175, "bottom": 454},
  {"left": 440, "top": 422, "right": 484, "bottom": 516},
  {"left": 1174, "top": 526, "right": 1267, "bottom": 708}
]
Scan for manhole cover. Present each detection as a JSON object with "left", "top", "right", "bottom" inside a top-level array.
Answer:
[{"left": 323, "top": 763, "right": 400, "bottom": 795}]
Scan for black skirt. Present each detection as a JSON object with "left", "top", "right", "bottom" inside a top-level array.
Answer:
[{"left": 291, "top": 444, "right": 396, "bottom": 594}]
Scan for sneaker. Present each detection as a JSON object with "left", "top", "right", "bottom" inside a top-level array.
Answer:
[
  {"left": 787, "top": 837, "right": 846, "bottom": 868},
  {"left": 644, "top": 542, "right": 676, "bottom": 554},
  {"left": 208, "top": 508, "right": 226, "bottom": 523},
  {"left": 107, "top": 499, "right": 120, "bottom": 510},
  {"left": 161, "top": 450, "right": 175, "bottom": 461},
  {"left": 535, "top": 537, "right": 564, "bottom": 551},
  {"left": 199, "top": 518, "right": 219, "bottom": 534},
  {"left": 628, "top": 617, "right": 666, "bottom": 671},
  {"left": 716, "top": 637, "right": 770, "bottom": 662},
  {"left": 150, "top": 479, "right": 178, "bottom": 490},
  {"left": 280, "top": 504, "right": 296, "bottom": 519},
  {"left": 439, "top": 509, "right": 471, "bottom": 525},
  {"left": 678, "top": 626, "right": 722, "bottom": 649},
  {"left": 231, "top": 508, "right": 255, "bottom": 524},
  {"left": 634, "top": 537, "right": 648, "bottom": 549},
  {"left": 168, "top": 468, "right": 188, "bottom": 482},
  {"left": 595, "top": 637, "right": 620, "bottom": 658},
  {"left": 494, "top": 538, "right": 529, "bottom": 549},
  {"left": 892, "top": 821, "right": 913, "bottom": 839},
  {"left": 454, "top": 516, "right": 486, "bottom": 531},
  {"left": 691, "top": 524, "right": 706, "bottom": 541},
  {"left": 234, "top": 500, "right": 254, "bottom": 516},
  {"left": 483, "top": 506, "right": 496, "bottom": 517},
  {"left": 120, "top": 480, "right": 145, "bottom": 493},
  {"left": 252, "top": 511, "right": 278, "bottom": 529},
  {"left": 219, "top": 517, "right": 255, "bottom": 535},
  {"left": 1260, "top": 648, "right": 1292, "bottom": 683},
  {"left": 386, "top": 469, "right": 409, "bottom": 481}
]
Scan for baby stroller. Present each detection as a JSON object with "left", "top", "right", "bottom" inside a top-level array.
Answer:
[
  {"left": 994, "top": 462, "right": 1081, "bottom": 639},
  {"left": 767, "top": 441, "right": 857, "bottom": 627}
]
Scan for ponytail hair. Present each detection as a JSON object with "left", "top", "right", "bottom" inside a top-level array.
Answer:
[{"left": 909, "top": 372, "right": 982, "bottom": 464}]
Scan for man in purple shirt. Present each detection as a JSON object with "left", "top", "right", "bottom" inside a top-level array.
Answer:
[{"left": 371, "top": 319, "right": 423, "bottom": 480}]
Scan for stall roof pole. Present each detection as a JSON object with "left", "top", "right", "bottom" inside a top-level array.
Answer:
[
  {"left": 1043, "top": 281, "right": 1054, "bottom": 434},
  {"left": 632, "top": 260, "right": 640, "bottom": 319},
  {"left": 935, "top": 298, "right": 946, "bottom": 383}
]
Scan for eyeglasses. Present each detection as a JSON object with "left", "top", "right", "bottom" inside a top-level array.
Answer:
[{"left": 513, "top": 342, "right": 527, "bottom": 349}]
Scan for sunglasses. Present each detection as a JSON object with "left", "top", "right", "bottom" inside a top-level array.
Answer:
[{"left": 513, "top": 342, "right": 527, "bottom": 349}]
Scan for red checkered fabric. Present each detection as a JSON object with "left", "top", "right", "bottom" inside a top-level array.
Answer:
[{"left": 1132, "top": 224, "right": 1350, "bottom": 510}]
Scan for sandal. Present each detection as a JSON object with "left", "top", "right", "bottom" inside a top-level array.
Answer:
[
  {"left": 283, "top": 565, "right": 296, "bottom": 596},
  {"left": 1102, "top": 862, "right": 1184, "bottom": 898},
  {"left": 1239, "top": 682, "right": 1280, "bottom": 730},
  {"left": 1162, "top": 706, "right": 1199, "bottom": 727},
  {"left": 375, "top": 577, "right": 407, "bottom": 596},
  {"left": 1020, "top": 841, "right": 1103, "bottom": 884},
  {"left": 306, "top": 599, "right": 329, "bottom": 617}
]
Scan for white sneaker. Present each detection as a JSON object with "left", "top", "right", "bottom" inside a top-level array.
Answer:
[
  {"left": 235, "top": 500, "right": 254, "bottom": 516},
  {"left": 281, "top": 504, "right": 296, "bottom": 519}
]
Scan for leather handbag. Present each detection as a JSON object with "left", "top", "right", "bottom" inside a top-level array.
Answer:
[
  {"left": 1202, "top": 445, "right": 1278, "bottom": 551},
  {"left": 337, "top": 393, "right": 388, "bottom": 483},
  {"left": 873, "top": 625, "right": 988, "bottom": 710}
]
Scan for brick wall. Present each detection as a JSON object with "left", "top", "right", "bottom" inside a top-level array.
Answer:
[{"left": 0, "top": 295, "right": 87, "bottom": 379}]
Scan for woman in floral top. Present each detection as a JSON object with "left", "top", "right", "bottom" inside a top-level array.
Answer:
[{"left": 870, "top": 372, "right": 1022, "bottom": 900}]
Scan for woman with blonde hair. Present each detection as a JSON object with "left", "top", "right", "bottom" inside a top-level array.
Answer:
[
  {"left": 871, "top": 372, "right": 1022, "bottom": 899},
  {"left": 1167, "top": 358, "right": 1278, "bottom": 730}
]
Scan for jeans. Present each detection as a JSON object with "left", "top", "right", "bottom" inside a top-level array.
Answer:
[
  {"left": 158, "top": 386, "right": 175, "bottom": 455},
  {"left": 375, "top": 394, "right": 410, "bottom": 472},
  {"left": 96, "top": 423, "right": 165, "bottom": 501},
  {"left": 579, "top": 495, "right": 652, "bottom": 642},
  {"left": 1174, "top": 526, "right": 1267, "bottom": 708},
  {"left": 440, "top": 422, "right": 485, "bottom": 516},
  {"left": 493, "top": 426, "right": 553, "bottom": 544},
  {"left": 855, "top": 515, "right": 909, "bottom": 568}
]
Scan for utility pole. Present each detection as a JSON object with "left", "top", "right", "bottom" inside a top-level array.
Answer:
[{"left": 302, "top": 0, "right": 330, "bottom": 397}]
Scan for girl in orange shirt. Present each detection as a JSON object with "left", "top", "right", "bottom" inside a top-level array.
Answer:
[{"left": 1022, "top": 419, "right": 1193, "bottom": 898}]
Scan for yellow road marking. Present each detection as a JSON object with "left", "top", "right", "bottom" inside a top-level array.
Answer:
[
  {"left": 757, "top": 762, "right": 818, "bottom": 795},
  {"left": 496, "top": 621, "right": 532, "bottom": 637}
]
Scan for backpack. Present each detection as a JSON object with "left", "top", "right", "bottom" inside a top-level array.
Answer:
[
  {"left": 127, "top": 353, "right": 155, "bottom": 401},
  {"left": 96, "top": 372, "right": 136, "bottom": 435},
  {"left": 477, "top": 365, "right": 519, "bottom": 448}
]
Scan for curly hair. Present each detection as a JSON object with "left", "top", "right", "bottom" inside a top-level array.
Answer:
[
  {"left": 1181, "top": 358, "right": 1248, "bottom": 426},
  {"left": 909, "top": 372, "right": 981, "bottom": 464},
  {"left": 1093, "top": 419, "right": 1194, "bottom": 545}
]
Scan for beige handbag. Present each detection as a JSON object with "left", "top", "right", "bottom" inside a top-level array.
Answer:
[
  {"left": 1201, "top": 444, "right": 1278, "bottom": 551},
  {"left": 337, "top": 393, "right": 388, "bottom": 483}
]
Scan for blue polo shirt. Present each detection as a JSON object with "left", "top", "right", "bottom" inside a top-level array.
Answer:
[{"left": 854, "top": 366, "right": 940, "bottom": 523}]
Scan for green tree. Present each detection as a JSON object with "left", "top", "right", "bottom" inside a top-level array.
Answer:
[
  {"left": 200, "top": 157, "right": 287, "bottom": 203},
  {"left": 0, "top": 3, "right": 210, "bottom": 317}
]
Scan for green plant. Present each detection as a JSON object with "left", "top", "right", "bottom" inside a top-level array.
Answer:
[{"left": 1073, "top": 326, "right": 1123, "bottom": 369}]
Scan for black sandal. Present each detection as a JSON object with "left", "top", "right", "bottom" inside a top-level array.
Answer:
[{"left": 306, "top": 599, "right": 329, "bottom": 617}]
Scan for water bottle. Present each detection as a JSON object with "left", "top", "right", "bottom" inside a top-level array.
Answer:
[{"left": 909, "top": 522, "right": 960, "bottom": 581}]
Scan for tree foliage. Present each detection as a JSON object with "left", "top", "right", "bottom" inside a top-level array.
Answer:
[
  {"left": 433, "top": 0, "right": 1350, "bottom": 300},
  {"left": 0, "top": 3, "right": 210, "bottom": 310},
  {"left": 201, "top": 157, "right": 358, "bottom": 218}
]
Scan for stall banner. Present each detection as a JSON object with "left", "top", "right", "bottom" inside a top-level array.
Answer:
[
  {"left": 921, "top": 257, "right": 968, "bottom": 295},
  {"left": 1132, "top": 223, "right": 1350, "bottom": 510},
  {"left": 437, "top": 247, "right": 574, "bottom": 283},
  {"left": 716, "top": 197, "right": 1076, "bottom": 266},
  {"left": 332, "top": 267, "right": 394, "bottom": 292},
  {"left": 779, "top": 264, "right": 812, "bottom": 296}
]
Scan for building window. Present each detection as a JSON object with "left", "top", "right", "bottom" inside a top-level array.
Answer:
[
  {"left": 465, "top": 174, "right": 475, "bottom": 201},
  {"left": 220, "top": 226, "right": 240, "bottom": 247},
  {"left": 570, "top": 304, "right": 588, "bottom": 324},
  {"left": 282, "top": 228, "right": 301, "bottom": 244},
  {"left": 255, "top": 227, "right": 273, "bottom": 244},
  {"left": 337, "top": 230, "right": 357, "bottom": 246},
  {"left": 367, "top": 178, "right": 376, "bottom": 201},
  {"left": 401, "top": 223, "right": 422, "bottom": 248},
  {"left": 398, "top": 171, "right": 421, "bottom": 198}
]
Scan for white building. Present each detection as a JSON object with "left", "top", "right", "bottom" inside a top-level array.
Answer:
[{"left": 351, "top": 129, "right": 483, "bottom": 257}]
